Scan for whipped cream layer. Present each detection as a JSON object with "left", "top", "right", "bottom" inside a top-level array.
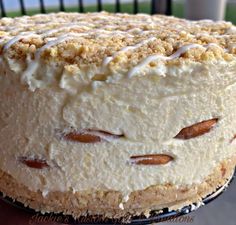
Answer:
[{"left": 1, "top": 57, "right": 236, "bottom": 201}]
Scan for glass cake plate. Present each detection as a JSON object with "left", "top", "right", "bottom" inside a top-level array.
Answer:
[{"left": 0, "top": 169, "right": 235, "bottom": 225}]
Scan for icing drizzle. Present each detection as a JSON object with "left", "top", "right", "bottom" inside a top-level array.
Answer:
[{"left": 128, "top": 43, "right": 224, "bottom": 77}]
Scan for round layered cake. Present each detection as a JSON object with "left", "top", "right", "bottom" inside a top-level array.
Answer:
[{"left": 0, "top": 12, "right": 236, "bottom": 220}]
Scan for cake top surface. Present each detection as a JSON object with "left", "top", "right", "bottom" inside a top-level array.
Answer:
[
  {"left": 0, "top": 12, "right": 236, "bottom": 63},
  {"left": 0, "top": 12, "right": 236, "bottom": 81}
]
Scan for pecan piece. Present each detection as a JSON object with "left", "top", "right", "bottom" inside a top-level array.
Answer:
[
  {"left": 174, "top": 118, "right": 218, "bottom": 140},
  {"left": 130, "top": 154, "right": 174, "bottom": 165},
  {"left": 63, "top": 129, "right": 124, "bottom": 143},
  {"left": 19, "top": 157, "right": 49, "bottom": 169},
  {"left": 64, "top": 132, "right": 101, "bottom": 143}
]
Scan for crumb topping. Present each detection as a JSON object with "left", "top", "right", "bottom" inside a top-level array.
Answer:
[{"left": 0, "top": 12, "right": 236, "bottom": 73}]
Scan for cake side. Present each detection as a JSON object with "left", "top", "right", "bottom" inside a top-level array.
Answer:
[{"left": 1, "top": 53, "right": 236, "bottom": 202}]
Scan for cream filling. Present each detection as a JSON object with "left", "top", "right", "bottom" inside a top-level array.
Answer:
[{"left": 0, "top": 58, "right": 236, "bottom": 206}]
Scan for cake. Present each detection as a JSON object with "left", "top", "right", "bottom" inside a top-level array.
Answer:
[{"left": 0, "top": 12, "right": 236, "bottom": 220}]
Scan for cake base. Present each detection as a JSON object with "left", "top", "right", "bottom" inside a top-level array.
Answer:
[
  {"left": 0, "top": 156, "right": 235, "bottom": 223},
  {"left": 0, "top": 170, "right": 235, "bottom": 225}
]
